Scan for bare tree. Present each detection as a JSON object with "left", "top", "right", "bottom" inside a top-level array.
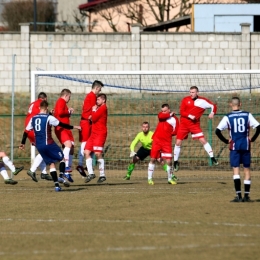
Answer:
[
  {"left": 1, "top": 0, "right": 55, "bottom": 31},
  {"left": 80, "top": 0, "right": 201, "bottom": 32}
]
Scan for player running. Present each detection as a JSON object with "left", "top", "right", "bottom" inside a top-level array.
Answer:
[
  {"left": 20, "top": 100, "right": 81, "bottom": 191},
  {"left": 24, "top": 92, "right": 53, "bottom": 181}
]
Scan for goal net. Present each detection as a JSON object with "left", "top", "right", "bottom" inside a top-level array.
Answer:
[{"left": 31, "top": 70, "right": 260, "bottom": 179}]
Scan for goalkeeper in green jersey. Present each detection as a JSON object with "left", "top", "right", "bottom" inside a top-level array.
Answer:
[{"left": 123, "top": 121, "right": 178, "bottom": 181}]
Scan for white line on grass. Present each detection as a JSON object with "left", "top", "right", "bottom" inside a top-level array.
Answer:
[
  {"left": 0, "top": 243, "right": 257, "bottom": 256},
  {"left": 0, "top": 218, "right": 260, "bottom": 228},
  {"left": 0, "top": 231, "right": 252, "bottom": 237}
]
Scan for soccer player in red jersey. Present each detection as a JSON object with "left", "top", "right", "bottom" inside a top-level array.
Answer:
[
  {"left": 54, "top": 89, "right": 75, "bottom": 183},
  {"left": 173, "top": 86, "right": 218, "bottom": 172},
  {"left": 76, "top": 80, "right": 103, "bottom": 176},
  {"left": 84, "top": 93, "right": 107, "bottom": 184},
  {"left": 148, "top": 103, "right": 179, "bottom": 185},
  {"left": 24, "top": 92, "right": 53, "bottom": 181}
]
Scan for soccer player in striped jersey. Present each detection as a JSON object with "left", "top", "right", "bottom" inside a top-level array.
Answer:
[
  {"left": 20, "top": 101, "right": 81, "bottom": 191},
  {"left": 123, "top": 121, "right": 178, "bottom": 182},
  {"left": 148, "top": 104, "right": 179, "bottom": 185},
  {"left": 216, "top": 97, "right": 260, "bottom": 202},
  {"left": 173, "top": 86, "right": 218, "bottom": 172}
]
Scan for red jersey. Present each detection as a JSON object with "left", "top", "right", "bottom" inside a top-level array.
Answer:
[
  {"left": 54, "top": 98, "right": 71, "bottom": 125},
  {"left": 152, "top": 112, "right": 179, "bottom": 142},
  {"left": 91, "top": 104, "right": 107, "bottom": 135},
  {"left": 81, "top": 91, "right": 97, "bottom": 120},
  {"left": 25, "top": 98, "right": 42, "bottom": 127},
  {"left": 180, "top": 96, "right": 217, "bottom": 121}
]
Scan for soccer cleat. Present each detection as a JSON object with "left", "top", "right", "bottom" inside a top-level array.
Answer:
[
  {"left": 173, "top": 161, "right": 179, "bottom": 172},
  {"left": 58, "top": 177, "right": 65, "bottom": 183},
  {"left": 55, "top": 186, "right": 62, "bottom": 192},
  {"left": 63, "top": 181, "right": 70, "bottom": 187},
  {"left": 123, "top": 175, "right": 131, "bottom": 180},
  {"left": 243, "top": 196, "right": 253, "bottom": 202},
  {"left": 58, "top": 177, "right": 70, "bottom": 187},
  {"left": 230, "top": 196, "right": 243, "bottom": 202},
  {"left": 168, "top": 179, "right": 177, "bottom": 185},
  {"left": 63, "top": 173, "right": 74, "bottom": 183},
  {"left": 65, "top": 167, "right": 72, "bottom": 172},
  {"left": 211, "top": 157, "right": 219, "bottom": 166},
  {"left": 171, "top": 174, "right": 179, "bottom": 181},
  {"left": 97, "top": 176, "right": 106, "bottom": 183},
  {"left": 4, "top": 179, "right": 18, "bottom": 185},
  {"left": 13, "top": 166, "right": 24, "bottom": 175},
  {"left": 148, "top": 179, "right": 154, "bottom": 185},
  {"left": 27, "top": 170, "right": 38, "bottom": 182},
  {"left": 76, "top": 165, "right": 87, "bottom": 177},
  {"left": 40, "top": 173, "right": 53, "bottom": 181},
  {"left": 85, "top": 174, "right": 96, "bottom": 183}
]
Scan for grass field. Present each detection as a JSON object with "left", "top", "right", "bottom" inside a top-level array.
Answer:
[{"left": 1, "top": 169, "right": 260, "bottom": 260}]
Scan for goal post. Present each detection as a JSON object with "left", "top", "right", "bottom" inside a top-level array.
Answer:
[{"left": 30, "top": 70, "right": 260, "bottom": 178}]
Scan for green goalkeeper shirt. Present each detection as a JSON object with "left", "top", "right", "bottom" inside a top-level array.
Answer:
[{"left": 130, "top": 131, "right": 153, "bottom": 151}]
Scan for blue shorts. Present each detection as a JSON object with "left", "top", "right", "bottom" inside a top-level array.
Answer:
[
  {"left": 37, "top": 143, "right": 64, "bottom": 165},
  {"left": 230, "top": 150, "right": 251, "bottom": 168}
]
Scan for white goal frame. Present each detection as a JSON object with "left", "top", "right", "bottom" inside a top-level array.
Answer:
[{"left": 30, "top": 69, "right": 260, "bottom": 163}]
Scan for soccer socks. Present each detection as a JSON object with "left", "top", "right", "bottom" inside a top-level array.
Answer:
[
  {"left": 2, "top": 156, "right": 15, "bottom": 172},
  {"left": 174, "top": 145, "right": 181, "bottom": 161},
  {"left": 81, "top": 142, "right": 86, "bottom": 157},
  {"left": 203, "top": 142, "right": 214, "bottom": 158},
  {"left": 78, "top": 147, "right": 84, "bottom": 166},
  {"left": 50, "top": 168, "right": 58, "bottom": 183},
  {"left": 162, "top": 164, "right": 167, "bottom": 172},
  {"left": 31, "top": 153, "right": 43, "bottom": 172},
  {"left": 166, "top": 165, "right": 172, "bottom": 181},
  {"left": 0, "top": 169, "right": 9, "bottom": 180},
  {"left": 69, "top": 154, "right": 73, "bottom": 168},
  {"left": 148, "top": 163, "right": 155, "bottom": 180},
  {"left": 59, "top": 161, "right": 65, "bottom": 175},
  {"left": 63, "top": 147, "right": 71, "bottom": 167},
  {"left": 233, "top": 175, "right": 242, "bottom": 199},
  {"left": 244, "top": 179, "right": 251, "bottom": 198},
  {"left": 98, "top": 158, "right": 105, "bottom": 177},
  {"left": 86, "top": 158, "right": 94, "bottom": 175},
  {"left": 127, "top": 163, "right": 135, "bottom": 176}
]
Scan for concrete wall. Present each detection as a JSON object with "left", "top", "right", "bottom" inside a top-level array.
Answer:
[{"left": 0, "top": 23, "right": 259, "bottom": 92}]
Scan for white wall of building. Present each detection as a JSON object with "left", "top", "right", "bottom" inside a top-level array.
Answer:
[
  {"left": 57, "top": 0, "right": 84, "bottom": 24},
  {"left": 194, "top": 4, "right": 260, "bottom": 32}
]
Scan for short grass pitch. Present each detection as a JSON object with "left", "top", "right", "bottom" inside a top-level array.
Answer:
[{"left": 1, "top": 169, "right": 260, "bottom": 260}]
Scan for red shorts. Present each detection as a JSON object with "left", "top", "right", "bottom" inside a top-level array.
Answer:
[
  {"left": 79, "top": 120, "right": 92, "bottom": 142},
  {"left": 85, "top": 132, "right": 107, "bottom": 153},
  {"left": 177, "top": 120, "right": 204, "bottom": 140},
  {"left": 150, "top": 139, "right": 172, "bottom": 159},
  {"left": 55, "top": 128, "right": 74, "bottom": 145},
  {"left": 27, "top": 130, "right": 35, "bottom": 145}
]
